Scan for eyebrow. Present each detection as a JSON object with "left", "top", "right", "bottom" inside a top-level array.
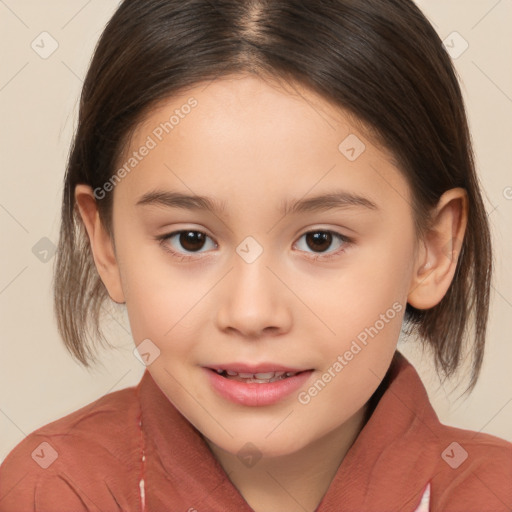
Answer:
[{"left": 135, "top": 189, "right": 379, "bottom": 215}]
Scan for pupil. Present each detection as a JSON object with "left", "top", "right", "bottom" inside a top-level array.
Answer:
[
  {"left": 180, "top": 231, "right": 205, "bottom": 251},
  {"left": 178, "top": 231, "right": 332, "bottom": 253},
  {"left": 306, "top": 232, "right": 332, "bottom": 252}
]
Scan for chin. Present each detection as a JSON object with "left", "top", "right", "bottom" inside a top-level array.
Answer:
[{"left": 214, "top": 431, "right": 309, "bottom": 461}]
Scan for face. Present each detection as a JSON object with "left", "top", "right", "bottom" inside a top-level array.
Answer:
[{"left": 107, "top": 74, "right": 418, "bottom": 458}]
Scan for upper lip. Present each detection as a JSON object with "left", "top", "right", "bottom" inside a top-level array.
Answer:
[{"left": 206, "top": 363, "right": 312, "bottom": 373}]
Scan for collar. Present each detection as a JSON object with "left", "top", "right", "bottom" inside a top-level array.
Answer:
[{"left": 137, "top": 350, "right": 438, "bottom": 510}]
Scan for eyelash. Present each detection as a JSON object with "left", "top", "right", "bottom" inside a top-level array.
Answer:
[{"left": 156, "top": 229, "right": 353, "bottom": 262}]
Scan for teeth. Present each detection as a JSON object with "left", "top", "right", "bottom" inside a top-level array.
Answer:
[
  {"left": 225, "top": 371, "right": 296, "bottom": 379},
  {"left": 215, "top": 368, "right": 304, "bottom": 384},
  {"left": 254, "top": 372, "right": 275, "bottom": 379},
  {"left": 215, "top": 369, "right": 300, "bottom": 382}
]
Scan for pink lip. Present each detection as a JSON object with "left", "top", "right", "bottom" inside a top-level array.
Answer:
[{"left": 203, "top": 367, "right": 314, "bottom": 407}]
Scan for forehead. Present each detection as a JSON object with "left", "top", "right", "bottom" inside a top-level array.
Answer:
[{"left": 114, "top": 74, "right": 411, "bottom": 217}]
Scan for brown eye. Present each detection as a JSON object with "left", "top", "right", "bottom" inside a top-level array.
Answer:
[
  {"left": 294, "top": 230, "right": 351, "bottom": 259},
  {"left": 160, "top": 230, "right": 216, "bottom": 256},
  {"left": 179, "top": 231, "right": 207, "bottom": 251},
  {"left": 305, "top": 231, "right": 333, "bottom": 252}
]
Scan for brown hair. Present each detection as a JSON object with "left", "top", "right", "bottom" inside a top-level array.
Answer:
[{"left": 53, "top": 0, "right": 493, "bottom": 396}]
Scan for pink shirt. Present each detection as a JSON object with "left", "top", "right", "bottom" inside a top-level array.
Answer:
[{"left": 1, "top": 351, "right": 511, "bottom": 511}]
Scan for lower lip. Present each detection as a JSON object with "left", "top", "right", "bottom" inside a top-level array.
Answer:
[{"left": 203, "top": 368, "right": 314, "bottom": 407}]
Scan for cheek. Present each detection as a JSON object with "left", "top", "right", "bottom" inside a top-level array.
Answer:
[
  {"left": 116, "top": 240, "right": 187, "bottom": 341},
  {"left": 296, "top": 236, "right": 412, "bottom": 338}
]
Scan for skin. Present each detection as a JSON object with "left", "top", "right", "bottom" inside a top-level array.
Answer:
[{"left": 75, "top": 74, "right": 468, "bottom": 512}]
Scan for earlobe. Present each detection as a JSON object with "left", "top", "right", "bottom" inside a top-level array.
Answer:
[
  {"left": 407, "top": 188, "right": 468, "bottom": 310},
  {"left": 74, "top": 184, "right": 126, "bottom": 304}
]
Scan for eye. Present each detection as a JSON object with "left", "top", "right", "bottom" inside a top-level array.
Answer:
[
  {"left": 294, "top": 230, "right": 351, "bottom": 260},
  {"left": 156, "top": 228, "right": 352, "bottom": 262},
  {"left": 157, "top": 230, "right": 217, "bottom": 259}
]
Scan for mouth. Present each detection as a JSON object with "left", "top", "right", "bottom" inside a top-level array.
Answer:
[
  {"left": 206, "top": 368, "right": 312, "bottom": 384},
  {"left": 203, "top": 365, "right": 315, "bottom": 406}
]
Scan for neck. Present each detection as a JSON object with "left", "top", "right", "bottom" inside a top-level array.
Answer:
[{"left": 204, "top": 402, "right": 370, "bottom": 512}]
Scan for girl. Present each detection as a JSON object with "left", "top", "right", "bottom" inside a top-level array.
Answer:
[{"left": 1, "top": 0, "right": 511, "bottom": 511}]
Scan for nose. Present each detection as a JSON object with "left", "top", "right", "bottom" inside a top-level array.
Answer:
[{"left": 215, "top": 251, "right": 292, "bottom": 339}]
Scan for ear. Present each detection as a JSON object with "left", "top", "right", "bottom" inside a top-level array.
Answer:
[
  {"left": 74, "top": 184, "right": 125, "bottom": 304},
  {"left": 407, "top": 187, "right": 468, "bottom": 310}
]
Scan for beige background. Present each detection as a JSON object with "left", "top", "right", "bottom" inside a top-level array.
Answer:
[{"left": 1, "top": 0, "right": 511, "bottom": 463}]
